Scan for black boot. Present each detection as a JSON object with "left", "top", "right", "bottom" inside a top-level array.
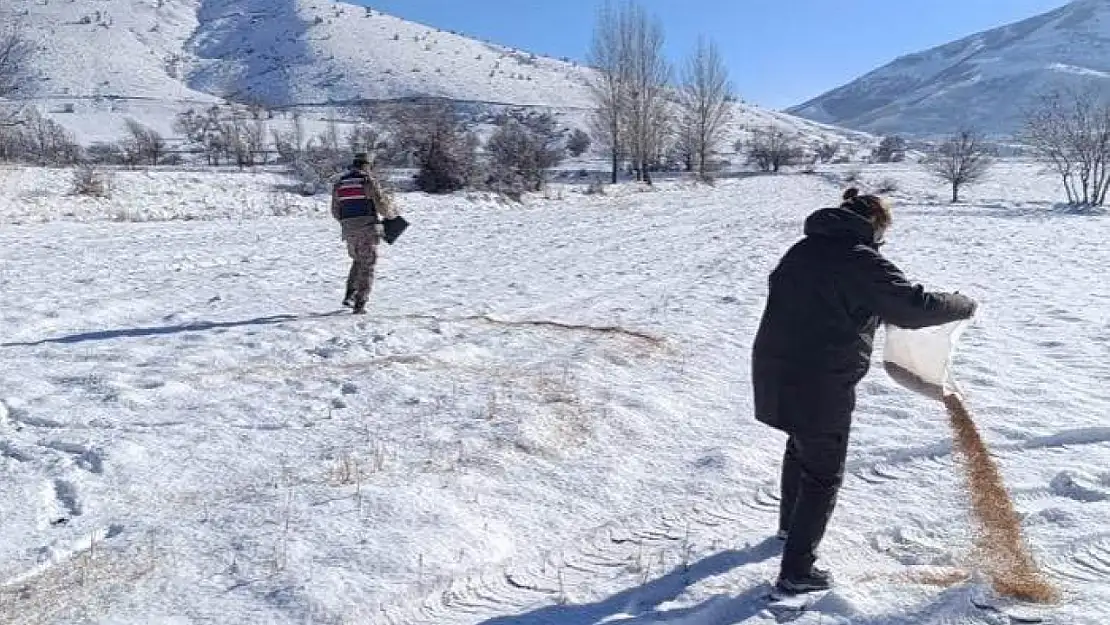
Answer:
[
  {"left": 775, "top": 566, "right": 832, "bottom": 594},
  {"left": 342, "top": 292, "right": 354, "bottom": 308},
  {"left": 352, "top": 300, "right": 367, "bottom": 315}
]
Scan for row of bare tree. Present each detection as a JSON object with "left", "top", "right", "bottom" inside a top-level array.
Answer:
[
  {"left": 918, "top": 89, "right": 1110, "bottom": 207},
  {"left": 588, "top": 1, "right": 732, "bottom": 183},
  {"left": 8, "top": 16, "right": 1110, "bottom": 206},
  {"left": 174, "top": 106, "right": 269, "bottom": 168},
  {"left": 260, "top": 102, "right": 574, "bottom": 196},
  {"left": 863, "top": 87, "right": 1110, "bottom": 207},
  {"left": 0, "top": 108, "right": 81, "bottom": 165}
]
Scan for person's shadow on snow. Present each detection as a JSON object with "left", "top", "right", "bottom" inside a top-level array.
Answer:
[
  {"left": 477, "top": 536, "right": 781, "bottom": 625},
  {"left": 0, "top": 311, "right": 346, "bottom": 347}
]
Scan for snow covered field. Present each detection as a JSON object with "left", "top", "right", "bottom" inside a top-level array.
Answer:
[{"left": 1, "top": 163, "right": 1108, "bottom": 624}]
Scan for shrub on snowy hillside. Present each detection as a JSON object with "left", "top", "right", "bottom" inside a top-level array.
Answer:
[
  {"left": 566, "top": 128, "right": 591, "bottom": 157},
  {"left": 393, "top": 102, "right": 478, "bottom": 194},
  {"left": 741, "top": 126, "right": 802, "bottom": 173},
  {"left": 815, "top": 142, "right": 841, "bottom": 163},
  {"left": 84, "top": 142, "right": 128, "bottom": 166},
  {"left": 70, "top": 164, "right": 111, "bottom": 198},
  {"left": 876, "top": 177, "right": 900, "bottom": 194},
  {"left": 485, "top": 112, "right": 564, "bottom": 196},
  {"left": 873, "top": 135, "right": 907, "bottom": 163}
]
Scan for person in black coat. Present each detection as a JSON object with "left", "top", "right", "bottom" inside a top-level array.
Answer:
[{"left": 752, "top": 188, "right": 977, "bottom": 594}]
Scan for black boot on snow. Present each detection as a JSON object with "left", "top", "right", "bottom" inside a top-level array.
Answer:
[
  {"left": 775, "top": 567, "right": 832, "bottom": 594},
  {"left": 352, "top": 302, "right": 367, "bottom": 315},
  {"left": 342, "top": 292, "right": 355, "bottom": 307}
]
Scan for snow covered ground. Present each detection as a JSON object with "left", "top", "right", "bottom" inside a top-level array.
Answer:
[{"left": 1, "top": 162, "right": 1108, "bottom": 624}]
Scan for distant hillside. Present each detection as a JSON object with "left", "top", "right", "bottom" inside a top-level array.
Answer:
[
  {"left": 789, "top": 0, "right": 1110, "bottom": 137},
  {"left": 2, "top": 0, "right": 870, "bottom": 152}
]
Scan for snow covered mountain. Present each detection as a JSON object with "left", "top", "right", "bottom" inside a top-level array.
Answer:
[
  {"left": 6, "top": 0, "right": 593, "bottom": 108},
  {"left": 3, "top": 0, "right": 868, "bottom": 148},
  {"left": 788, "top": 0, "right": 1110, "bottom": 137}
]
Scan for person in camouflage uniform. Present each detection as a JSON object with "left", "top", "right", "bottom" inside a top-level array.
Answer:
[{"left": 331, "top": 153, "right": 398, "bottom": 314}]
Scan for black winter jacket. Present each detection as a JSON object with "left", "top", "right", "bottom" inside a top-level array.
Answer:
[{"left": 752, "top": 207, "right": 975, "bottom": 435}]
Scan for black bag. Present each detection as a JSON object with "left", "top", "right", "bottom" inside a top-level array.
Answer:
[{"left": 382, "top": 216, "right": 409, "bottom": 245}]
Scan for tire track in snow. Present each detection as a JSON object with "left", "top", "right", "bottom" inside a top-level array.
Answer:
[
  {"left": 1045, "top": 534, "right": 1110, "bottom": 583},
  {"left": 844, "top": 426, "right": 1110, "bottom": 488},
  {"left": 382, "top": 466, "right": 872, "bottom": 625},
  {"left": 382, "top": 424, "right": 1110, "bottom": 624},
  {"left": 377, "top": 490, "right": 782, "bottom": 625}
]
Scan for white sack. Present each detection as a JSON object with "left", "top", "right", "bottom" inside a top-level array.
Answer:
[{"left": 882, "top": 319, "right": 971, "bottom": 400}]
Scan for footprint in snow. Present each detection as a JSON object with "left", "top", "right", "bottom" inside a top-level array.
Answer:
[
  {"left": 1049, "top": 470, "right": 1110, "bottom": 503},
  {"left": 52, "top": 479, "right": 82, "bottom": 519},
  {"left": 43, "top": 441, "right": 105, "bottom": 475}
]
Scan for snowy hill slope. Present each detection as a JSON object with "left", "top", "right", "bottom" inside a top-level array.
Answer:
[
  {"left": 185, "top": 0, "right": 595, "bottom": 108},
  {"left": 3, "top": 0, "right": 593, "bottom": 107},
  {"left": 788, "top": 0, "right": 1110, "bottom": 137},
  {"left": 2, "top": 0, "right": 870, "bottom": 149}
]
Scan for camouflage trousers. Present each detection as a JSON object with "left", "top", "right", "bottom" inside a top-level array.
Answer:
[{"left": 344, "top": 229, "right": 379, "bottom": 307}]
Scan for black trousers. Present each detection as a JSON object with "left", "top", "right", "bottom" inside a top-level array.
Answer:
[{"left": 777, "top": 432, "right": 849, "bottom": 578}]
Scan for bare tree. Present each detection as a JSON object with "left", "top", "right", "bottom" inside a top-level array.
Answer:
[
  {"left": 173, "top": 106, "right": 226, "bottom": 165},
  {"left": 2, "top": 108, "right": 81, "bottom": 165},
  {"left": 816, "top": 142, "right": 841, "bottom": 163},
  {"left": 0, "top": 24, "right": 35, "bottom": 100},
  {"left": 1024, "top": 89, "right": 1110, "bottom": 207},
  {"left": 392, "top": 101, "right": 477, "bottom": 193},
  {"left": 587, "top": 2, "right": 631, "bottom": 184},
  {"left": 925, "top": 129, "right": 994, "bottom": 203},
  {"left": 680, "top": 37, "right": 732, "bottom": 181},
  {"left": 271, "top": 111, "right": 306, "bottom": 165},
  {"left": 124, "top": 118, "right": 166, "bottom": 166},
  {"left": 173, "top": 108, "right": 207, "bottom": 157},
  {"left": 347, "top": 122, "right": 380, "bottom": 157},
  {"left": 286, "top": 118, "right": 348, "bottom": 193},
  {"left": 244, "top": 117, "right": 267, "bottom": 165},
  {"left": 1, "top": 24, "right": 36, "bottom": 128},
  {"left": 742, "top": 126, "right": 801, "bottom": 173},
  {"left": 222, "top": 110, "right": 267, "bottom": 169},
  {"left": 486, "top": 113, "right": 564, "bottom": 195},
  {"left": 672, "top": 121, "right": 696, "bottom": 172},
  {"left": 622, "top": 2, "right": 671, "bottom": 185}
]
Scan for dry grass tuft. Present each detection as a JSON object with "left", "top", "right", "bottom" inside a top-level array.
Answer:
[{"left": 945, "top": 394, "right": 1059, "bottom": 604}]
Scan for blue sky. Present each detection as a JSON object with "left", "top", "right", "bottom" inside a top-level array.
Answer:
[{"left": 356, "top": 0, "right": 1069, "bottom": 109}]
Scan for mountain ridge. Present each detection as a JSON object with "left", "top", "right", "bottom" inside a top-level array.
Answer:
[
  {"left": 2, "top": 0, "right": 868, "bottom": 150},
  {"left": 788, "top": 0, "right": 1110, "bottom": 137}
]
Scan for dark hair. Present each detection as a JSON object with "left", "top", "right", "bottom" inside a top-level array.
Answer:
[{"left": 841, "top": 187, "right": 892, "bottom": 231}]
